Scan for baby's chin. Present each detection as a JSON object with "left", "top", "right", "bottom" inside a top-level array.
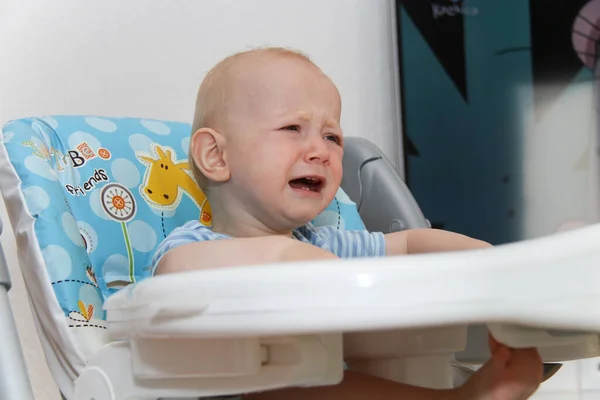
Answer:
[
  {"left": 279, "top": 190, "right": 337, "bottom": 226},
  {"left": 284, "top": 209, "right": 327, "bottom": 229}
]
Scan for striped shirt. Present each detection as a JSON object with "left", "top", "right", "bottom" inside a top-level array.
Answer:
[{"left": 151, "top": 220, "right": 386, "bottom": 275}]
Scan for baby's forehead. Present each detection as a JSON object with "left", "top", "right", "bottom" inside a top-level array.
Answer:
[
  {"left": 232, "top": 53, "right": 327, "bottom": 85},
  {"left": 213, "top": 52, "right": 341, "bottom": 121},
  {"left": 244, "top": 62, "right": 336, "bottom": 98}
]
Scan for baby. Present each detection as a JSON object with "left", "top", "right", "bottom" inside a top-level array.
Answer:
[{"left": 152, "top": 47, "right": 543, "bottom": 399}]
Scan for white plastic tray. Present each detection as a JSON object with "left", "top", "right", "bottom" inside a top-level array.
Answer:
[{"left": 106, "top": 223, "right": 600, "bottom": 345}]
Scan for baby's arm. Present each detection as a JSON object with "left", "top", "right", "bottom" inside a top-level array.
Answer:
[
  {"left": 385, "top": 228, "right": 491, "bottom": 255},
  {"left": 245, "top": 333, "right": 543, "bottom": 400},
  {"left": 155, "top": 235, "right": 337, "bottom": 275},
  {"left": 155, "top": 226, "right": 488, "bottom": 274},
  {"left": 246, "top": 336, "right": 542, "bottom": 400},
  {"left": 245, "top": 370, "right": 459, "bottom": 400}
]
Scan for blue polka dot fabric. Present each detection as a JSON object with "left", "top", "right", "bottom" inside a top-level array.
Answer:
[{"left": 0, "top": 115, "right": 366, "bottom": 327}]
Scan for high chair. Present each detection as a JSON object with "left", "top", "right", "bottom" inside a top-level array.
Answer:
[{"left": 0, "top": 115, "right": 599, "bottom": 400}]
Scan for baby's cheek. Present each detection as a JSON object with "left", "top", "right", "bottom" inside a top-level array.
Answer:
[
  {"left": 267, "top": 153, "right": 293, "bottom": 172},
  {"left": 330, "top": 158, "right": 343, "bottom": 179}
]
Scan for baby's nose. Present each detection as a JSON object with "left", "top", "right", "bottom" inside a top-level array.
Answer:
[{"left": 307, "top": 139, "right": 330, "bottom": 162}]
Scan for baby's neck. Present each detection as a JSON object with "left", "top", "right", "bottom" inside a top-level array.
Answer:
[
  {"left": 206, "top": 191, "right": 299, "bottom": 238},
  {"left": 209, "top": 203, "right": 296, "bottom": 238}
]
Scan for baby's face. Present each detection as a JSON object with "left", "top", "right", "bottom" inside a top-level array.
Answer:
[{"left": 224, "top": 57, "right": 343, "bottom": 231}]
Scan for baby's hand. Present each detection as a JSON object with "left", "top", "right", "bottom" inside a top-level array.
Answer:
[{"left": 458, "top": 335, "right": 543, "bottom": 400}]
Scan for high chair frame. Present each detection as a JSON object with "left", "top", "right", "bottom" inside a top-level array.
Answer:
[
  {"left": 0, "top": 216, "right": 35, "bottom": 399},
  {"left": 2, "top": 125, "right": 600, "bottom": 400}
]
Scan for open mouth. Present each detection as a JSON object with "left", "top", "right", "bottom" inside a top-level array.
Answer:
[{"left": 289, "top": 176, "right": 325, "bottom": 193}]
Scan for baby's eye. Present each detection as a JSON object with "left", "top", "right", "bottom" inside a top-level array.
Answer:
[
  {"left": 324, "top": 134, "right": 342, "bottom": 145},
  {"left": 282, "top": 125, "right": 300, "bottom": 132}
]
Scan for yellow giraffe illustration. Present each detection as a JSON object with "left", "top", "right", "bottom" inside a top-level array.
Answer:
[{"left": 137, "top": 144, "right": 212, "bottom": 226}]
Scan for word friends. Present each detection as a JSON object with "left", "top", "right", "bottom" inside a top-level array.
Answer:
[{"left": 65, "top": 168, "right": 109, "bottom": 196}]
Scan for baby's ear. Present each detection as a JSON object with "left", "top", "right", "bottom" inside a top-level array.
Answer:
[{"left": 190, "top": 128, "right": 230, "bottom": 183}]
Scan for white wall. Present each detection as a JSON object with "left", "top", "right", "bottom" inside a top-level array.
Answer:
[
  {"left": 0, "top": 1, "right": 401, "bottom": 398},
  {"left": 520, "top": 82, "right": 599, "bottom": 240}
]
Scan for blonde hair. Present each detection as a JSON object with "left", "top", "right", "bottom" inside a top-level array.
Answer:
[{"left": 189, "top": 47, "right": 314, "bottom": 189}]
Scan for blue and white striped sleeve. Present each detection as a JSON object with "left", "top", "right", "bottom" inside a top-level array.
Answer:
[
  {"left": 150, "top": 221, "right": 220, "bottom": 276},
  {"left": 316, "top": 226, "right": 387, "bottom": 258}
]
